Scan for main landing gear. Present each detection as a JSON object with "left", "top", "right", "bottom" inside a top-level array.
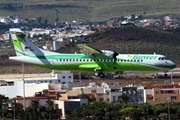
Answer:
[
  {"left": 94, "top": 71, "right": 105, "bottom": 78},
  {"left": 164, "top": 71, "right": 168, "bottom": 78},
  {"left": 164, "top": 73, "right": 168, "bottom": 78}
]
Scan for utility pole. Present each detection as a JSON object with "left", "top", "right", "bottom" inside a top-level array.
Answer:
[{"left": 22, "top": 63, "right": 26, "bottom": 111}]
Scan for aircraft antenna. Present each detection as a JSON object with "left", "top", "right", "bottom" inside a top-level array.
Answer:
[{"left": 154, "top": 52, "right": 156, "bottom": 55}]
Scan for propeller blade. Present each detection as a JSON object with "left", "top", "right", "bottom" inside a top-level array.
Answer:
[{"left": 113, "top": 52, "right": 118, "bottom": 69}]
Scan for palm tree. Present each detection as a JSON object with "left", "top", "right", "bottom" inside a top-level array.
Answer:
[
  {"left": 12, "top": 102, "right": 24, "bottom": 120},
  {"left": 0, "top": 94, "right": 8, "bottom": 110},
  {"left": 120, "top": 94, "right": 130, "bottom": 104},
  {"left": 30, "top": 99, "right": 40, "bottom": 119},
  {"left": 30, "top": 99, "right": 40, "bottom": 110},
  {"left": 46, "top": 99, "right": 60, "bottom": 119}
]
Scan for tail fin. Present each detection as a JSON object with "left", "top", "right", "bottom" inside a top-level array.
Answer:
[
  {"left": 9, "top": 28, "right": 26, "bottom": 56},
  {"left": 9, "top": 28, "right": 55, "bottom": 56}
]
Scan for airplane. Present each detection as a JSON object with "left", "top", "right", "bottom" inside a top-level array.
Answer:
[{"left": 9, "top": 28, "right": 176, "bottom": 78}]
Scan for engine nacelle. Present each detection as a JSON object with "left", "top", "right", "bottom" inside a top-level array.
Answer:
[{"left": 101, "top": 50, "right": 115, "bottom": 56}]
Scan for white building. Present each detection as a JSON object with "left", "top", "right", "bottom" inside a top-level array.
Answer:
[
  {"left": 29, "top": 28, "right": 54, "bottom": 38},
  {"left": 0, "top": 17, "right": 11, "bottom": 24},
  {"left": 0, "top": 72, "right": 74, "bottom": 98},
  {"left": 54, "top": 99, "right": 88, "bottom": 119}
]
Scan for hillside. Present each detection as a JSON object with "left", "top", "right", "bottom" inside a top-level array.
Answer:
[{"left": 0, "top": 0, "right": 180, "bottom": 23}]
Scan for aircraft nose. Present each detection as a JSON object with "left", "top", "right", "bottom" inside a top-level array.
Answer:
[{"left": 169, "top": 61, "right": 176, "bottom": 69}]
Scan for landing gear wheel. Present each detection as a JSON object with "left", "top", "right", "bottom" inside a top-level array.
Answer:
[
  {"left": 94, "top": 71, "right": 105, "bottom": 78},
  {"left": 164, "top": 73, "right": 167, "bottom": 78},
  {"left": 94, "top": 72, "right": 99, "bottom": 77},
  {"left": 99, "top": 72, "right": 105, "bottom": 78}
]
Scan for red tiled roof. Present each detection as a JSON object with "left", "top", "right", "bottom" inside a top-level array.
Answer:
[
  {"left": 11, "top": 96, "right": 51, "bottom": 100},
  {"left": 144, "top": 84, "right": 180, "bottom": 89}
]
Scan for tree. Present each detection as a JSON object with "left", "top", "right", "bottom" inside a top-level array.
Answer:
[
  {"left": 38, "top": 17, "right": 42, "bottom": 25},
  {"left": 131, "top": 14, "right": 136, "bottom": 21},
  {"left": 46, "top": 99, "right": 60, "bottom": 119},
  {"left": 153, "top": 103, "right": 168, "bottom": 118},
  {"left": 54, "top": 8, "right": 59, "bottom": 23},
  {"left": 138, "top": 103, "right": 153, "bottom": 117},
  {"left": 25, "top": 106, "right": 36, "bottom": 120},
  {"left": 44, "top": 19, "right": 48, "bottom": 25},
  {"left": 106, "top": 103, "right": 122, "bottom": 120},
  {"left": 129, "top": 109, "right": 142, "bottom": 120},
  {"left": 12, "top": 102, "right": 24, "bottom": 120},
  {"left": 120, "top": 94, "right": 130, "bottom": 104},
  {"left": 120, "top": 106, "right": 136, "bottom": 119},
  {"left": 27, "top": 99, "right": 40, "bottom": 119},
  {"left": 41, "top": 111, "right": 48, "bottom": 120},
  {"left": 0, "top": 94, "right": 8, "bottom": 113},
  {"left": 30, "top": 99, "right": 40, "bottom": 110}
]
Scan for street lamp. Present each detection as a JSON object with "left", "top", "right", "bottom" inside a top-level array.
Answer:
[
  {"left": 147, "top": 109, "right": 149, "bottom": 120},
  {"left": 13, "top": 101, "right": 15, "bottom": 120},
  {"left": 167, "top": 98, "right": 170, "bottom": 120},
  {"left": 104, "top": 109, "right": 107, "bottom": 120}
]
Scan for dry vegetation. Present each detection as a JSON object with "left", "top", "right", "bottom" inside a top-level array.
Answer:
[{"left": 0, "top": 0, "right": 180, "bottom": 23}]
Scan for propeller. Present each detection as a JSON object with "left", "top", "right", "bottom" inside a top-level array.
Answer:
[{"left": 113, "top": 52, "right": 119, "bottom": 69}]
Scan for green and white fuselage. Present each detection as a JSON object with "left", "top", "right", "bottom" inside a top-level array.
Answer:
[{"left": 9, "top": 28, "right": 176, "bottom": 78}]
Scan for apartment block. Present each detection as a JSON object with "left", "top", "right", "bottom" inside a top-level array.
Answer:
[{"left": 145, "top": 84, "right": 180, "bottom": 105}]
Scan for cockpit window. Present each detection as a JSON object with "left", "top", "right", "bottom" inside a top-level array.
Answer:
[
  {"left": 158, "top": 57, "right": 169, "bottom": 60},
  {"left": 164, "top": 57, "right": 168, "bottom": 60}
]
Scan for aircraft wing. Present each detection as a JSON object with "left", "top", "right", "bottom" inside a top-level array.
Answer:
[{"left": 77, "top": 44, "right": 102, "bottom": 56}]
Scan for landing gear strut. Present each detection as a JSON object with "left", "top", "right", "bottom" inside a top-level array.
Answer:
[
  {"left": 164, "top": 73, "right": 168, "bottom": 78},
  {"left": 94, "top": 71, "right": 105, "bottom": 78}
]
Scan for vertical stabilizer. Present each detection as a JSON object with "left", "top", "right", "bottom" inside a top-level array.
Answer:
[
  {"left": 9, "top": 28, "right": 26, "bottom": 56},
  {"left": 9, "top": 28, "right": 56, "bottom": 56}
]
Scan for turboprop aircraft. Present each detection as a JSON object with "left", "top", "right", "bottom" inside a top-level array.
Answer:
[{"left": 9, "top": 28, "right": 176, "bottom": 78}]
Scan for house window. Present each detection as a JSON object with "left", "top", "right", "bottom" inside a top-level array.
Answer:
[
  {"left": 155, "top": 98, "right": 160, "bottom": 101},
  {"left": 106, "top": 98, "right": 109, "bottom": 102},
  {"left": 99, "top": 98, "right": 103, "bottom": 102},
  {"left": 106, "top": 91, "right": 109, "bottom": 95},
  {"left": 139, "top": 91, "right": 143, "bottom": 94},
  {"left": 117, "top": 96, "right": 121, "bottom": 101},
  {"left": 155, "top": 91, "right": 159, "bottom": 94},
  {"left": 112, "top": 96, "right": 116, "bottom": 102},
  {"left": 63, "top": 76, "right": 65, "bottom": 79},
  {"left": 171, "top": 96, "right": 177, "bottom": 102}
]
